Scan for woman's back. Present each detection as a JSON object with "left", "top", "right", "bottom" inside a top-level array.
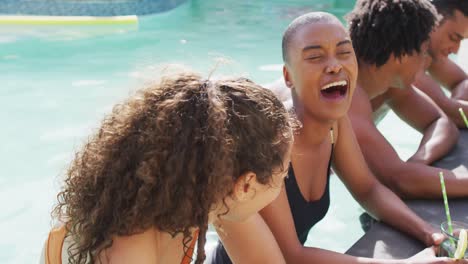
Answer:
[{"left": 41, "top": 226, "right": 197, "bottom": 264}]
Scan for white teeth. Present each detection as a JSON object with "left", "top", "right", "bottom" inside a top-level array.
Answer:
[{"left": 321, "top": 80, "right": 347, "bottom": 90}]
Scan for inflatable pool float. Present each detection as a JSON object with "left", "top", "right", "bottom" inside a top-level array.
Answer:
[{"left": 0, "top": 15, "right": 138, "bottom": 26}]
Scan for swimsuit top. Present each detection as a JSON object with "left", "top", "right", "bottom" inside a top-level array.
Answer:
[{"left": 209, "top": 139, "right": 334, "bottom": 264}]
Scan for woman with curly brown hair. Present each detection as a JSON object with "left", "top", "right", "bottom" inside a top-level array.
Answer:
[{"left": 40, "top": 70, "right": 294, "bottom": 264}]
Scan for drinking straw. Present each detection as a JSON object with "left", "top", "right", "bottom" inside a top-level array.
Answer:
[
  {"left": 458, "top": 108, "right": 468, "bottom": 128},
  {"left": 439, "top": 172, "right": 455, "bottom": 245}
]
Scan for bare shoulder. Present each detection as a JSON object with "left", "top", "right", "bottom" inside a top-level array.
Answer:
[
  {"left": 349, "top": 86, "right": 374, "bottom": 120},
  {"left": 429, "top": 57, "right": 461, "bottom": 73},
  {"left": 347, "top": 88, "right": 383, "bottom": 144}
]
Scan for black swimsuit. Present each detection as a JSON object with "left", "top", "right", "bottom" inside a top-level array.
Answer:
[
  {"left": 285, "top": 145, "right": 332, "bottom": 244},
  {"left": 208, "top": 145, "right": 333, "bottom": 264}
]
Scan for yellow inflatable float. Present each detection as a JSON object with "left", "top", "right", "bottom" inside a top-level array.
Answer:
[{"left": 0, "top": 15, "right": 138, "bottom": 26}]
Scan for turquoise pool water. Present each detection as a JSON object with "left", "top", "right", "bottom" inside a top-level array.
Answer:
[{"left": 0, "top": 0, "right": 434, "bottom": 263}]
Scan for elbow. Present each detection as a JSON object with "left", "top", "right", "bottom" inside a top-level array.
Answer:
[
  {"left": 445, "top": 117, "right": 460, "bottom": 143},
  {"left": 443, "top": 108, "right": 460, "bottom": 131},
  {"left": 283, "top": 246, "right": 307, "bottom": 264},
  {"left": 435, "top": 111, "right": 460, "bottom": 142}
]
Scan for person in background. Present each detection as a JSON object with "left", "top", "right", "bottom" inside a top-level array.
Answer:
[
  {"left": 347, "top": 0, "right": 468, "bottom": 198},
  {"left": 413, "top": 0, "right": 468, "bottom": 127}
]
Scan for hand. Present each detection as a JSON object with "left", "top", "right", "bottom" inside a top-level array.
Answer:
[
  {"left": 429, "top": 232, "right": 446, "bottom": 246},
  {"left": 407, "top": 246, "right": 468, "bottom": 263},
  {"left": 421, "top": 226, "right": 445, "bottom": 247}
]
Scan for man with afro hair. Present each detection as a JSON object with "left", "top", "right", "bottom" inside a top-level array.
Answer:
[
  {"left": 347, "top": 0, "right": 468, "bottom": 198},
  {"left": 412, "top": 0, "right": 468, "bottom": 127}
]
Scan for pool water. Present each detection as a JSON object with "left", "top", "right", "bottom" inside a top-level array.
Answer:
[{"left": 0, "top": 0, "right": 446, "bottom": 262}]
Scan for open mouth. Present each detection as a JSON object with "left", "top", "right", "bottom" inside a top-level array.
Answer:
[{"left": 320, "top": 80, "right": 348, "bottom": 100}]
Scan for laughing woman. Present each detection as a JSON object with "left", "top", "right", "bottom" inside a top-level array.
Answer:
[
  {"left": 210, "top": 12, "right": 465, "bottom": 264},
  {"left": 40, "top": 70, "right": 294, "bottom": 264}
]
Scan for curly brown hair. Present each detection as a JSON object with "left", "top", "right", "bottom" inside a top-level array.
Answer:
[{"left": 52, "top": 70, "right": 293, "bottom": 264}]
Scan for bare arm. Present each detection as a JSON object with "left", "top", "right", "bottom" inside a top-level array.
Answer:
[
  {"left": 259, "top": 185, "right": 380, "bottom": 263},
  {"left": 428, "top": 57, "right": 467, "bottom": 92},
  {"left": 333, "top": 116, "right": 435, "bottom": 246},
  {"left": 216, "top": 213, "right": 286, "bottom": 264},
  {"left": 427, "top": 58, "right": 468, "bottom": 114},
  {"left": 349, "top": 87, "right": 468, "bottom": 198},
  {"left": 259, "top": 173, "right": 456, "bottom": 264},
  {"left": 414, "top": 72, "right": 468, "bottom": 127},
  {"left": 385, "top": 86, "right": 459, "bottom": 164}
]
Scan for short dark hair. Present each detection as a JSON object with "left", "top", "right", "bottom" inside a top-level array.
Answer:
[
  {"left": 431, "top": 0, "right": 468, "bottom": 18},
  {"left": 347, "top": 0, "right": 440, "bottom": 67},
  {"left": 282, "top": 12, "right": 341, "bottom": 64}
]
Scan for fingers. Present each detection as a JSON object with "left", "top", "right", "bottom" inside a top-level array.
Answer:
[
  {"left": 432, "top": 233, "right": 446, "bottom": 246},
  {"left": 453, "top": 258, "right": 468, "bottom": 263},
  {"left": 442, "top": 257, "right": 468, "bottom": 263}
]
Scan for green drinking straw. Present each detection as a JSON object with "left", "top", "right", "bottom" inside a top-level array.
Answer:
[
  {"left": 439, "top": 172, "right": 455, "bottom": 245},
  {"left": 458, "top": 108, "right": 468, "bottom": 128}
]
